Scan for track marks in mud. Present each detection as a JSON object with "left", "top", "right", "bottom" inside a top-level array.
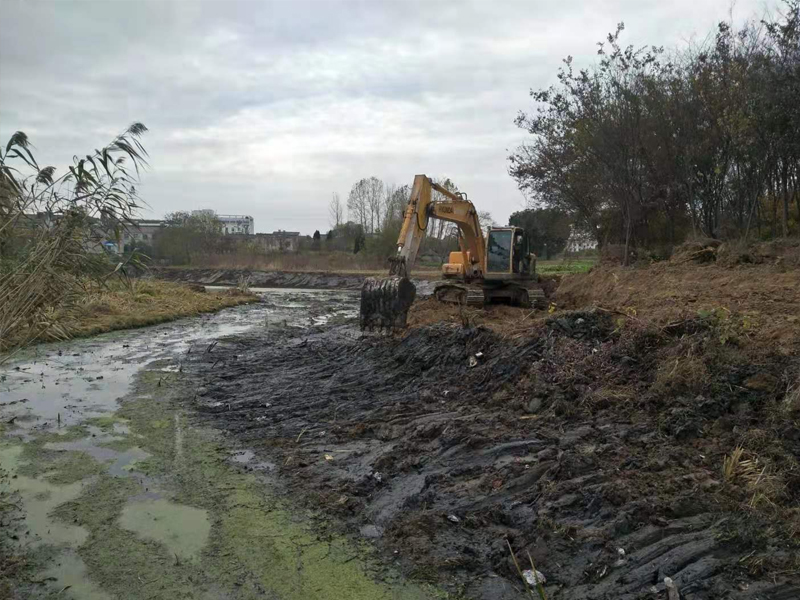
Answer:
[{"left": 188, "top": 314, "right": 800, "bottom": 600}]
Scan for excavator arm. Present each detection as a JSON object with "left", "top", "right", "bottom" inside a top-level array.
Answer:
[
  {"left": 361, "top": 174, "right": 485, "bottom": 330},
  {"left": 391, "top": 175, "right": 485, "bottom": 279}
]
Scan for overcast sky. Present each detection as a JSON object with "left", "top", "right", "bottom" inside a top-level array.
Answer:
[{"left": 1, "top": 0, "right": 768, "bottom": 234}]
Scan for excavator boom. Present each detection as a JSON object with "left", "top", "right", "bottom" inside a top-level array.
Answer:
[{"left": 391, "top": 175, "right": 485, "bottom": 277}]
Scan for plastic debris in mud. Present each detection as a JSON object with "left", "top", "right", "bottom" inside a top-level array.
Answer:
[
  {"left": 614, "top": 547, "right": 627, "bottom": 567},
  {"left": 447, "top": 514, "right": 460, "bottom": 523},
  {"left": 468, "top": 351, "right": 484, "bottom": 368},
  {"left": 523, "top": 569, "right": 546, "bottom": 586},
  {"left": 664, "top": 577, "right": 680, "bottom": 600}
]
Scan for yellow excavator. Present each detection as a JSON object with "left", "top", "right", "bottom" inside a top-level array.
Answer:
[{"left": 360, "top": 174, "right": 545, "bottom": 329}]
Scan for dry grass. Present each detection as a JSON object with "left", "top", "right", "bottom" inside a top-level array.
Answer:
[
  {"left": 722, "top": 446, "right": 786, "bottom": 510},
  {"left": 554, "top": 261, "right": 800, "bottom": 353},
  {"left": 723, "top": 447, "right": 746, "bottom": 482},
  {"left": 1, "top": 279, "right": 257, "bottom": 354},
  {"left": 68, "top": 279, "right": 257, "bottom": 337},
  {"left": 651, "top": 354, "right": 709, "bottom": 396}
]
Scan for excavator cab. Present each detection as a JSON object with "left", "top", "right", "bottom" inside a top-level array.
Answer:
[{"left": 485, "top": 227, "right": 535, "bottom": 277}]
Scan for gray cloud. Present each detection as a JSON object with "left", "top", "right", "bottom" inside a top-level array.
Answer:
[{"left": 1, "top": 0, "right": 767, "bottom": 234}]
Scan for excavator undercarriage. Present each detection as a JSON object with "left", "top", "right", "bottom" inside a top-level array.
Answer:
[{"left": 433, "top": 281, "right": 546, "bottom": 309}]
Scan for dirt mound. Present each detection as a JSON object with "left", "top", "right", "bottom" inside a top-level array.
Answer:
[
  {"left": 667, "top": 237, "right": 800, "bottom": 268},
  {"left": 186, "top": 293, "right": 799, "bottom": 599},
  {"left": 670, "top": 238, "right": 723, "bottom": 264},
  {"left": 716, "top": 239, "right": 800, "bottom": 268},
  {"left": 554, "top": 261, "right": 800, "bottom": 349}
]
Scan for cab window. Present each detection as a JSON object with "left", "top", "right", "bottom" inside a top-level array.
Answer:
[{"left": 487, "top": 230, "right": 512, "bottom": 272}]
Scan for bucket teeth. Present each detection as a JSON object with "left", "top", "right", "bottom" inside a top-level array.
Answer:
[{"left": 360, "top": 277, "right": 416, "bottom": 331}]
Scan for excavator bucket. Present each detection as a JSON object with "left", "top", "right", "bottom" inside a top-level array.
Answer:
[{"left": 360, "top": 276, "right": 416, "bottom": 330}]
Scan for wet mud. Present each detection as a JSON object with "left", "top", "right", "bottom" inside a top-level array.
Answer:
[
  {"left": 154, "top": 267, "right": 371, "bottom": 289},
  {"left": 4, "top": 279, "right": 799, "bottom": 599},
  {"left": 186, "top": 312, "right": 800, "bottom": 600},
  {"left": 153, "top": 267, "right": 438, "bottom": 296},
  {"left": 1, "top": 289, "right": 440, "bottom": 600}
]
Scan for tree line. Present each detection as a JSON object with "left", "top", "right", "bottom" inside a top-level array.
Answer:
[
  {"left": 327, "top": 176, "right": 496, "bottom": 260},
  {"left": 509, "top": 2, "right": 800, "bottom": 261}
]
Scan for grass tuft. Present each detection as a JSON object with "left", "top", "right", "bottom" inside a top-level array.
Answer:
[{"left": 1, "top": 279, "right": 257, "bottom": 358}]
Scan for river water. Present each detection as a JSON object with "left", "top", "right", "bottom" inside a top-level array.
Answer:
[{"left": 0, "top": 289, "right": 435, "bottom": 600}]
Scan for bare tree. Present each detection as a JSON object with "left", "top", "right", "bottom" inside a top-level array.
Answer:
[
  {"left": 348, "top": 177, "right": 384, "bottom": 233},
  {"left": 328, "top": 192, "right": 344, "bottom": 228},
  {"left": 382, "top": 184, "right": 410, "bottom": 228},
  {"left": 432, "top": 178, "right": 460, "bottom": 240},
  {"left": 347, "top": 180, "right": 369, "bottom": 231},
  {"left": 478, "top": 210, "right": 496, "bottom": 237},
  {"left": 366, "top": 177, "right": 384, "bottom": 233}
]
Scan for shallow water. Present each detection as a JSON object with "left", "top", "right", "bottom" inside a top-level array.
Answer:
[
  {"left": 119, "top": 497, "right": 211, "bottom": 562},
  {"left": 0, "top": 445, "right": 88, "bottom": 547},
  {"left": 0, "top": 289, "right": 433, "bottom": 600},
  {"left": 0, "top": 289, "right": 358, "bottom": 432}
]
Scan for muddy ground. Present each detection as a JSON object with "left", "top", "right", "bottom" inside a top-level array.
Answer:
[
  {"left": 152, "top": 267, "right": 438, "bottom": 296},
  {"left": 3, "top": 263, "right": 800, "bottom": 600},
  {"left": 154, "top": 267, "right": 370, "bottom": 289},
  {"left": 184, "top": 264, "right": 800, "bottom": 600},
  {"left": 1, "top": 289, "right": 443, "bottom": 600}
]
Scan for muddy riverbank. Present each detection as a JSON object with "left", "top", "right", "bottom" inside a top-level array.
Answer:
[
  {"left": 1, "top": 290, "right": 443, "bottom": 600},
  {"left": 151, "top": 267, "right": 438, "bottom": 295},
  {"left": 4, "top": 264, "right": 800, "bottom": 599},
  {"left": 186, "top": 310, "right": 800, "bottom": 600}
]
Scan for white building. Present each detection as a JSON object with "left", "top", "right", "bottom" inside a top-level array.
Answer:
[
  {"left": 564, "top": 226, "right": 598, "bottom": 253},
  {"left": 218, "top": 214, "right": 254, "bottom": 235},
  {"left": 191, "top": 211, "right": 254, "bottom": 235}
]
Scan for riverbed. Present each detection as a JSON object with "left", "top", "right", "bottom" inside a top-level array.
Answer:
[{"left": 0, "top": 289, "right": 438, "bottom": 600}]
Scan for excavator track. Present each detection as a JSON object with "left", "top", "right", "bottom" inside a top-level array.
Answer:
[
  {"left": 434, "top": 283, "right": 485, "bottom": 306},
  {"left": 526, "top": 286, "right": 547, "bottom": 309},
  {"left": 435, "top": 281, "right": 547, "bottom": 310},
  {"left": 465, "top": 287, "right": 485, "bottom": 307}
]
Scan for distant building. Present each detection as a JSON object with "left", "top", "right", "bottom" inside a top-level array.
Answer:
[
  {"left": 191, "top": 211, "right": 254, "bottom": 235},
  {"left": 219, "top": 215, "right": 254, "bottom": 235},
  {"left": 12, "top": 212, "right": 135, "bottom": 254},
  {"left": 120, "top": 219, "right": 164, "bottom": 251},
  {"left": 118, "top": 213, "right": 255, "bottom": 251},
  {"left": 564, "top": 227, "right": 598, "bottom": 253},
  {"left": 255, "top": 230, "right": 301, "bottom": 252}
]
